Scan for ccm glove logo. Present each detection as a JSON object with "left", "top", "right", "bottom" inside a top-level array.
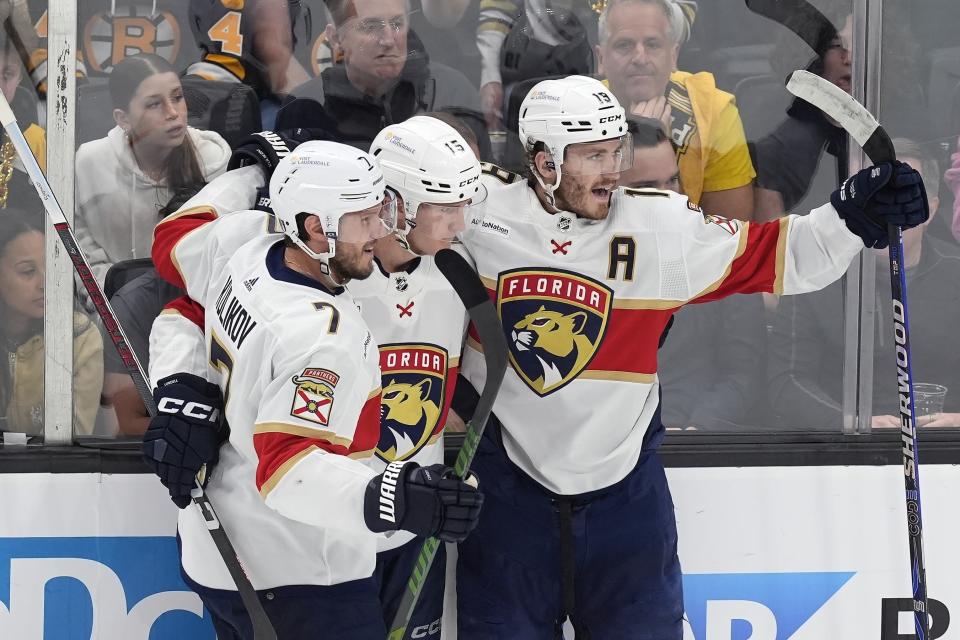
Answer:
[{"left": 157, "top": 397, "right": 221, "bottom": 423}]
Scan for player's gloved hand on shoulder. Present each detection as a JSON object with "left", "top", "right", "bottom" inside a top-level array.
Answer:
[
  {"left": 142, "top": 373, "right": 227, "bottom": 509},
  {"left": 227, "top": 128, "right": 328, "bottom": 176},
  {"left": 830, "top": 161, "right": 929, "bottom": 249},
  {"left": 363, "top": 461, "right": 484, "bottom": 543}
]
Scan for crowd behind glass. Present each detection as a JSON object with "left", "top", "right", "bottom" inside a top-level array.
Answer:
[{"left": 0, "top": 0, "right": 958, "bottom": 440}]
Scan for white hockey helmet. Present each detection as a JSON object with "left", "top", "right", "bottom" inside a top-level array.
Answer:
[
  {"left": 370, "top": 116, "right": 486, "bottom": 241},
  {"left": 519, "top": 75, "right": 632, "bottom": 203},
  {"left": 270, "top": 140, "right": 396, "bottom": 263}
]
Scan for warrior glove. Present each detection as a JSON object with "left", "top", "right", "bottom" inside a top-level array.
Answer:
[
  {"left": 364, "top": 461, "right": 484, "bottom": 543},
  {"left": 227, "top": 128, "right": 329, "bottom": 176},
  {"left": 142, "top": 373, "right": 227, "bottom": 509},
  {"left": 830, "top": 161, "right": 929, "bottom": 249}
]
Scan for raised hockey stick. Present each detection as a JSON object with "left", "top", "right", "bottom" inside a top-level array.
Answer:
[
  {"left": 744, "top": 0, "right": 837, "bottom": 59},
  {"left": 387, "top": 248, "right": 509, "bottom": 640},
  {"left": 0, "top": 97, "right": 278, "bottom": 640},
  {"left": 786, "top": 69, "right": 930, "bottom": 639}
]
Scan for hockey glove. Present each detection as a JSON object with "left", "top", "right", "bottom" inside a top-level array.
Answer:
[
  {"left": 830, "top": 161, "right": 929, "bottom": 249},
  {"left": 227, "top": 128, "right": 328, "bottom": 176},
  {"left": 142, "top": 373, "right": 227, "bottom": 509},
  {"left": 363, "top": 461, "right": 484, "bottom": 543}
]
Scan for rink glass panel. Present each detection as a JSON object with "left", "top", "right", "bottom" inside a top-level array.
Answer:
[
  {"left": 41, "top": 0, "right": 956, "bottom": 440},
  {"left": 867, "top": 0, "right": 960, "bottom": 435}
]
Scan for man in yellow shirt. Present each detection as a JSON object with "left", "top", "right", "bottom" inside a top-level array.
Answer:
[{"left": 596, "top": 0, "right": 755, "bottom": 221}]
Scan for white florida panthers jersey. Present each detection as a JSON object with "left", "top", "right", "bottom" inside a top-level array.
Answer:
[
  {"left": 459, "top": 168, "right": 864, "bottom": 495},
  {"left": 152, "top": 184, "right": 384, "bottom": 589},
  {"left": 347, "top": 254, "right": 469, "bottom": 550},
  {"left": 151, "top": 166, "right": 470, "bottom": 560}
]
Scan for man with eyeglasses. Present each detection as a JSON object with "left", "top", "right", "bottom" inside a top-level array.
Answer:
[{"left": 276, "top": 0, "right": 480, "bottom": 150}]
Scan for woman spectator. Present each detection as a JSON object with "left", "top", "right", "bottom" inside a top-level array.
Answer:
[
  {"left": 75, "top": 53, "right": 230, "bottom": 285},
  {"left": 0, "top": 210, "right": 103, "bottom": 437}
]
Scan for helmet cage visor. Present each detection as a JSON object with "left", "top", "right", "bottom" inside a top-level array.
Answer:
[
  {"left": 553, "top": 133, "right": 633, "bottom": 177},
  {"left": 408, "top": 182, "right": 488, "bottom": 241},
  {"left": 319, "top": 190, "right": 398, "bottom": 246}
]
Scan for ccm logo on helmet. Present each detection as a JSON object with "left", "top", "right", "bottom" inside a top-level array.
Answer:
[
  {"left": 598, "top": 114, "right": 622, "bottom": 124},
  {"left": 157, "top": 397, "right": 221, "bottom": 423},
  {"left": 459, "top": 176, "right": 479, "bottom": 187}
]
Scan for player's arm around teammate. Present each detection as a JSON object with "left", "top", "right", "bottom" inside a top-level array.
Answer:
[{"left": 144, "top": 141, "right": 483, "bottom": 541}]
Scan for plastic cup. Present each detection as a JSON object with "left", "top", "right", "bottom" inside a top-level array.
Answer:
[{"left": 914, "top": 383, "right": 947, "bottom": 417}]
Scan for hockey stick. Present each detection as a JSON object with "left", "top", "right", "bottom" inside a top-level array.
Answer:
[
  {"left": 744, "top": 0, "right": 837, "bottom": 59},
  {"left": 786, "top": 69, "right": 930, "bottom": 639},
  {"left": 387, "top": 248, "right": 509, "bottom": 640},
  {"left": 0, "top": 97, "right": 278, "bottom": 640}
]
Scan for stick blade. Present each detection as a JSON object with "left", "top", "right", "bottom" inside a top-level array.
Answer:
[{"left": 786, "top": 70, "right": 895, "bottom": 164}]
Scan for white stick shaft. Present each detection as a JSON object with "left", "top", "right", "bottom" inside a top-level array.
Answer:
[{"left": 0, "top": 94, "right": 68, "bottom": 226}]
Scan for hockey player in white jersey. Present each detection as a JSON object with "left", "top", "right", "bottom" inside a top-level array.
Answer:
[
  {"left": 142, "top": 141, "right": 483, "bottom": 639},
  {"left": 451, "top": 75, "right": 929, "bottom": 638},
  {"left": 353, "top": 115, "right": 486, "bottom": 638}
]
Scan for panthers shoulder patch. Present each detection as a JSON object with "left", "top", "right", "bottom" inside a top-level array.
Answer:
[{"left": 290, "top": 368, "right": 339, "bottom": 426}]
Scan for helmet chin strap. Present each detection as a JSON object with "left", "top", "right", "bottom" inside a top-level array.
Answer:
[
  {"left": 290, "top": 235, "right": 346, "bottom": 286},
  {"left": 532, "top": 155, "right": 563, "bottom": 212}
]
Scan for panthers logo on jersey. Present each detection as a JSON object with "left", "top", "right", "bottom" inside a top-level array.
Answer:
[
  {"left": 376, "top": 344, "right": 448, "bottom": 463},
  {"left": 497, "top": 269, "right": 612, "bottom": 396}
]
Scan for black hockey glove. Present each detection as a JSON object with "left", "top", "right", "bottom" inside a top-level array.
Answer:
[
  {"left": 227, "top": 128, "right": 328, "bottom": 176},
  {"left": 830, "top": 161, "right": 929, "bottom": 249},
  {"left": 363, "top": 461, "right": 484, "bottom": 543},
  {"left": 142, "top": 373, "right": 227, "bottom": 509}
]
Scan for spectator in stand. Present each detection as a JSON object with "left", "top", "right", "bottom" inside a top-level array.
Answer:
[
  {"left": 596, "top": 0, "right": 755, "bottom": 222},
  {"left": 186, "top": 0, "right": 311, "bottom": 99},
  {"left": 0, "top": 32, "right": 44, "bottom": 214},
  {"left": 0, "top": 210, "right": 103, "bottom": 437},
  {"left": 74, "top": 54, "right": 230, "bottom": 286},
  {"left": 278, "top": 0, "right": 480, "bottom": 150},
  {"left": 752, "top": 10, "right": 851, "bottom": 222},
  {"left": 768, "top": 139, "right": 960, "bottom": 429},
  {"left": 622, "top": 118, "right": 765, "bottom": 430},
  {"left": 619, "top": 116, "right": 680, "bottom": 192},
  {"left": 100, "top": 191, "right": 194, "bottom": 437},
  {"left": 944, "top": 136, "right": 960, "bottom": 244}
]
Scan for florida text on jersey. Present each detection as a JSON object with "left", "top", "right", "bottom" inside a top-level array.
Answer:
[{"left": 459, "top": 165, "right": 864, "bottom": 495}]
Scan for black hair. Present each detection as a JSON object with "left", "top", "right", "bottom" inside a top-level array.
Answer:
[{"left": 627, "top": 116, "right": 672, "bottom": 150}]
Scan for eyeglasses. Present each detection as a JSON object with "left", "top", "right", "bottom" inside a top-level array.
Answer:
[{"left": 344, "top": 15, "right": 408, "bottom": 38}]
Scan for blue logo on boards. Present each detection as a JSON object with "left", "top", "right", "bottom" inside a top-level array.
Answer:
[
  {"left": 0, "top": 537, "right": 215, "bottom": 639},
  {"left": 684, "top": 572, "right": 855, "bottom": 640}
]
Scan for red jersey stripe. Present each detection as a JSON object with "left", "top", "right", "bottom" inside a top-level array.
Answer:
[
  {"left": 152, "top": 206, "right": 218, "bottom": 289},
  {"left": 254, "top": 392, "right": 382, "bottom": 494}
]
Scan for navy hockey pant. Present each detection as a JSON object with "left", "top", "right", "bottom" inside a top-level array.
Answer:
[
  {"left": 457, "top": 428, "right": 683, "bottom": 639},
  {"left": 184, "top": 538, "right": 445, "bottom": 639},
  {"left": 376, "top": 539, "right": 447, "bottom": 639}
]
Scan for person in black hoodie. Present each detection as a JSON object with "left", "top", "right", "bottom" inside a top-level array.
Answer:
[
  {"left": 768, "top": 139, "right": 960, "bottom": 429},
  {"left": 275, "top": 0, "right": 480, "bottom": 150},
  {"left": 622, "top": 118, "right": 766, "bottom": 430}
]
